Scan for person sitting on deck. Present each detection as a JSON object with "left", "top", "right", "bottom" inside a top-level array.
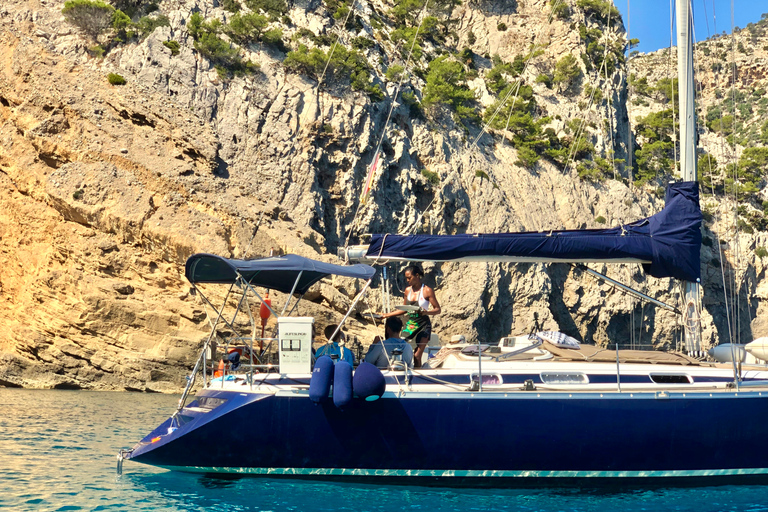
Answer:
[
  {"left": 315, "top": 324, "right": 355, "bottom": 364},
  {"left": 364, "top": 317, "right": 414, "bottom": 369},
  {"left": 214, "top": 351, "right": 241, "bottom": 378}
]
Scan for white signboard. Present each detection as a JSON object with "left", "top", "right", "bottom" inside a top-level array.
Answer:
[{"left": 278, "top": 317, "right": 314, "bottom": 374}]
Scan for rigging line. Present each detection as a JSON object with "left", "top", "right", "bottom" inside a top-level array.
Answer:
[
  {"left": 726, "top": 0, "right": 752, "bottom": 346},
  {"left": 728, "top": 0, "right": 742, "bottom": 346},
  {"left": 695, "top": 10, "right": 735, "bottom": 346},
  {"left": 602, "top": 5, "right": 616, "bottom": 180},
  {"left": 306, "top": 0, "right": 360, "bottom": 135},
  {"left": 470, "top": 0, "right": 564, "bottom": 151},
  {"left": 701, "top": 0, "right": 710, "bottom": 37},
  {"left": 412, "top": 1, "right": 565, "bottom": 235},
  {"left": 241, "top": 211, "right": 265, "bottom": 259},
  {"left": 704, "top": 3, "right": 741, "bottom": 346},
  {"left": 318, "top": 1, "right": 359, "bottom": 93},
  {"left": 626, "top": 0, "right": 634, "bottom": 187},
  {"left": 563, "top": 59, "right": 604, "bottom": 177},
  {"left": 344, "top": 0, "right": 433, "bottom": 247},
  {"left": 561, "top": 3, "right": 618, "bottom": 180},
  {"left": 668, "top": 0, "right": 678, "bottom": 178}
]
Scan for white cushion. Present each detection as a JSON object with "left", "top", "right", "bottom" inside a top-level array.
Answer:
[{"left": 537, "top": 331, "right": 580, "bottom": 349}]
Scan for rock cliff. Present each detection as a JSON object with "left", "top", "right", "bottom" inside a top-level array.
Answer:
[{"left": 0, "top": 0, "right": 766, "bottom": 391}]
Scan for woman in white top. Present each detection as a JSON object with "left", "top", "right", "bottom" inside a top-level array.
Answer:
[{"left": 380, "top": 265, "right": 441, "bottom": 367}]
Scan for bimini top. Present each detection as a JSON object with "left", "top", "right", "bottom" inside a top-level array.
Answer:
[
  {"left": 185, "top": 253, "right": 376, "bottom": 294},
  {"left": 363, "top": 181, "right": 702, "bottom": 282}
]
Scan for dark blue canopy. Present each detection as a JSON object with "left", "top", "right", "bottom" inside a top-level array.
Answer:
[
  {"left": 185, "top": 254, "right": 376, "bottom": 294},
  {"left": 365, "top": 181, "right": 702, "bottom": 282}
]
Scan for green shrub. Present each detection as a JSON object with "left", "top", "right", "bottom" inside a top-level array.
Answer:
[
  {"left": 112, "top": 1, "right": 153, "bottom": 16},
  {"left": 633, "top": 109, "right": 675, "bottom": 185},
  {"left": 284, "top": 44, "right": 369, "bottom": 87},
  {"left": 112, "top": 9, "right": 131, "bottom": 31},
  {"left": 497, "top": 22, "right": 507, "bottom": 31},
  {"left": 584, "top": 84, "right": 603, "bottom": 103},
  {"left": 108, "top": 72, "right": 127, "bottom": 85},
  {"left": 188, "top": 12, "right": 259, "bottom": 78},
  {"left": 484, "top": 58, "right": 514, "bottom": 94},
  {"left": 594, "top": 215, "right": 606, "bottom": 224},
  {"left": 88, "top": 44, "right": 105, "bottom": 57},
  {"left": 163, "top": 40, "right": 180, "bottom": 55},
  {"left": 225, "top": 12, "right": 268, "bottom": 43},
  {"left": 351, "top": 36, "right": 374, "bottom": 50},
  {"left": 550, "top": 0, "right": 570, "bottom": 19},
  {"left": 245, "top": 0, "right": 287, "bottom": 17},
  {"left": 391, "top": 25, "right": 424, "bottom": 60},
  {"left": 62, "top": 0, "right": 115, "bottom": 39},
  {"left": 195, "top": 30, "right": 239, "bottom": 64},
  {"left": 553, "top": 54, "right": 580, "bottom": 91},
  {"left": 738, "top": 219, "right": 754, "bottom": 234},
  {"left": 576, "top": 0, "right": 620, "bottom": 24},
  {"left": 136, "top": 14, "right": 170, "bottom": 38},
  {"left": 756, "top": 247, "right": 768, "bottom": 259},
  {"left": 72, "top": 189, "right": 84, "bottom": 200},
  {"left": 421, "top": 169, "right": 440, "bottom": 185},
  {"left": 475, "top": 170, "right": 489, "bottom": 180},
  {"left": 385, "top": 64, "right": 405, "bottom": 82},
  {"left": 402, "top": 91, "right": 424, "bottom": 119},
  {"left": 515, "top": 146, "right": 539, "bottom": 168},
  {"left": 292, "top": 27, "right": 316, "bottom": 42},
  {"left": 222, "top": 0, "right": 241, "bottom": 12},
  {"left": 261, "top": 28, "right": 283, "bottom": 46},
  {"left": 535, "top": 73, "right": 552, "bottom": 88},
  {"left": 283, "top": 44, "right": 328, "bottom": 76},
  {"left": 654, "top": 77, "right": 678, "bottom": 104},
  {"left": 365, "top": 84, "right": 384, "bottom": 102},
  {"left": 422, "top": 55, "right": 477, "bottom": 121}
]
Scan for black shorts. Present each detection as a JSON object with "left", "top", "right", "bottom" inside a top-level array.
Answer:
[{"left": 403, "top": 322, "right": 431, "bottom": 345}]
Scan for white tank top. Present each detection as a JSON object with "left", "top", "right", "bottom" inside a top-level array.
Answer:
[{"left": 408, "top": 287, "right": 430, "bottom": 310}]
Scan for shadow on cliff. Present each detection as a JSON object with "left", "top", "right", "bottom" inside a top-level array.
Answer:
[
  {"left": 547, "top": 263, "right": 584, "bottom": 341},
  {"left": 547, "top": 264, "right": 660, "bottom": 348},
  {"left": 702, "top": 240, "right": 757, "bottom": 345}
]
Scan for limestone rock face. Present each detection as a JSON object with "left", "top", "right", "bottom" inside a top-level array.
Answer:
[{"left": 0, "top": 0, "right": 766, "bottom": 391}]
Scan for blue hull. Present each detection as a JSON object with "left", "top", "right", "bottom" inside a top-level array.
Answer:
[{"left": 127, "top": 389, "right": 768, "bottom": 480}]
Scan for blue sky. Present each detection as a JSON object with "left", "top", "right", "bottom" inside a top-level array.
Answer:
[{"left": 614, "top": 1, "right": 768, "bottom": 54}]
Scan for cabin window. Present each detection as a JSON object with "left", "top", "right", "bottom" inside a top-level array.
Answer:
[
  {"left": 540, "top": 372, "right": 588, "bottom": 385},
  {"left": 650, "top": 374, "right": 692, "bottom": 384},
  {"left": 197, "top": 397, "right": 228, "bottom": 410},
  {"left": 470, "top": 373, "right": 503, "bottom": 386}
]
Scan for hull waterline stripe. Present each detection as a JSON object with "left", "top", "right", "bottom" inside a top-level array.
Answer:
[{"left": 152, "top": 466, "right": 768, "bottom": 478}]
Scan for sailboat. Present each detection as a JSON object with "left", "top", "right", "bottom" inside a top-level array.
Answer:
[{"left": 119, "top": 1, "right": 768, "bottom": 483}]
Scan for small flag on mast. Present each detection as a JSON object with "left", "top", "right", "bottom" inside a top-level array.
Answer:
[{"left": 361, "top": 150, "right": 381, "bottom": 204}]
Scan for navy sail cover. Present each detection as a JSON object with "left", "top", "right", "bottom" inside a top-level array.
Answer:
[
  {"left": 186, "top": 253, "right": 376, "bottom": 294},
  {"left": 365, "top": 181, "right": 702, "bottom": 282}
]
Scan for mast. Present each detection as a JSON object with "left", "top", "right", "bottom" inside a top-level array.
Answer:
[{"left": 676, "top": 0, "right": 702, "bottom": 357}]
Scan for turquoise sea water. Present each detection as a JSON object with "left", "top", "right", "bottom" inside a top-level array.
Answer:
[{"left": 2, "top": 388, "right": 768, "bottom": 512}]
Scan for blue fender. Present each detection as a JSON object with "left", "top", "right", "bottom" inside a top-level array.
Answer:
[
  {"left": 309, "top": 356, "right": 334, "bottom": 404},
  {"left": 333, "top": 361, "right": 354, "bottom": 409},
  {"left": 353, "top": 362, "right": 386, "bottom": 402}
]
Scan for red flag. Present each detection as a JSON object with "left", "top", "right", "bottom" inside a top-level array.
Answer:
[{"left": 361, "top": 151, "right": 381, "bottom": 204}]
